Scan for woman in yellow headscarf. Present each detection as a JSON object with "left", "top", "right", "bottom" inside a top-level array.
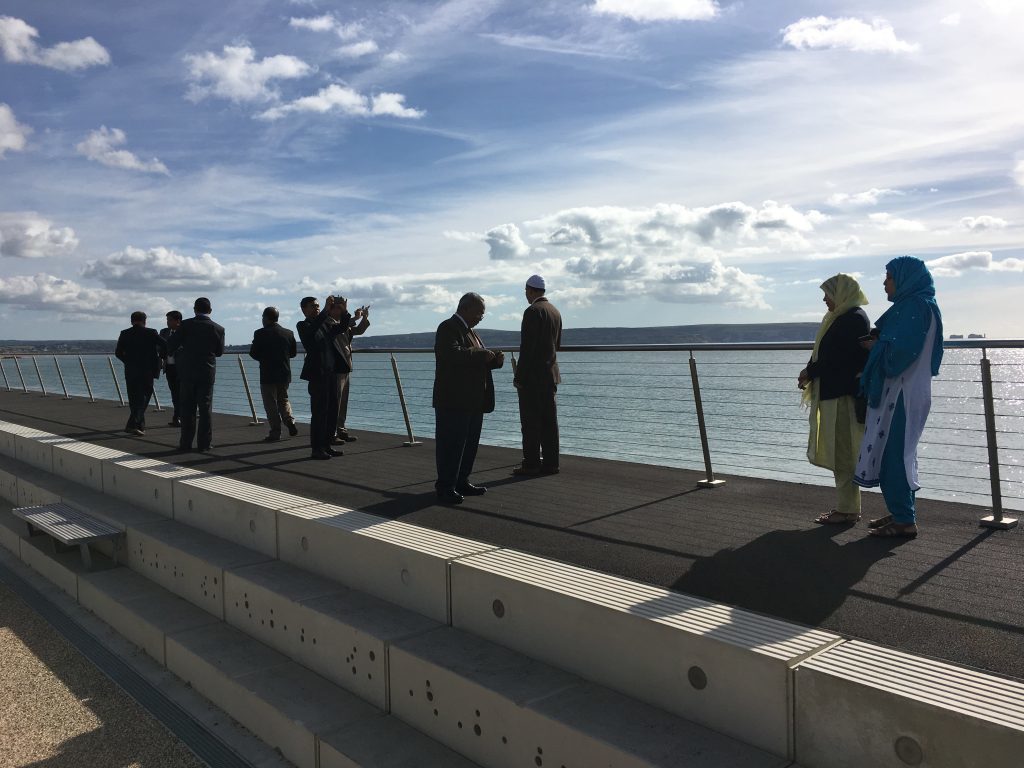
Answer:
[{"left": 798, "top": 274, "right": 871, "bottom": 523}]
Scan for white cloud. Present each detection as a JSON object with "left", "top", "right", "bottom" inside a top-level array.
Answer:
[
  {"left": 185, "top": 45, "right": 312, "bottom": 103},
  {"left": 338, "top": 40, "right": 379, "bottom": 58},
  {"left": 485, "top": 223, "right": 531, "bottom": 260},
  {"left": 827, "top": 187, "right": 902, "bottom": 206},
  {"left": 940, "top": 13, "right": 961, "bottom": 26},
  {"left": 383, "top": 51, "right": 409, "bottom": 64},
  {"left": 926, "top": 250, "right": 1024, "bottom": 277},
  {"left": 481, "top": 33, "right": 635, "bottom": 60},
  {"left": 82, "top": 246, "right": 275, "bottom": 291},
  {"left": 1015, "top": 159, "right": 1024, "bottom": 187},
  {"left": 0, "top": 212, "right": 78, "bottom": 259},
  {"left": 289, "top": 14, "right": 362, "bottom": 39},
  {"left": 0, "top": 15, "right": 110, "bottom": 71},
  {"left": 868, "top": 212, "right": 926, "bottom": 231},
  {"left": 0, "top": 103, "right": 31, "bottom": 158},
  {"left": 959, "top": 215, "right": 1008, "bottom": 231},
  {"left": 590, "top": 0, "right": 719, "bottom": 22},
  {"left": 0, "top": 273, "right": 170, "bottom": 320},
  {"left": 75, "top": 127, "right": 169, "bottom": 175},
  {"left": 782, "top": 16, "right": 919, "bottom": 54},
  {"left": 258, "top": 84, "right": 424, "bottom": 120},
  {"left": 296, "top": 275, "right": 465, "bottom": 313}
]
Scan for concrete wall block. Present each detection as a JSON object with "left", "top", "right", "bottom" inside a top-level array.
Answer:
[
  {"left": 0, "top": 509, "right": 28, "bottom": 554},
  {"left": 102, "top": 457, "right": 198, "bottom": 518},
  {"left": 795, "top": 641, "right": 1024, "bottom": 768},
  {"left": 450, "top": 549, "right": 841, "bottom": 757},
  {"left": 319, "top": 715, "right": 483, "bottom": 768},
  {"left": 13, "top": 433, "right": 54, "bottom": 472},
  {"left": 16, "top": 476, "right": 62, "bottom": 507},
  {"left": 0, "top": 466, "right": 19, "bottom": 503},
  {"left": 52, "top": 447, "right": 105, "bottom": 492},
  {"left": 19, "top": 537, "right": 78, "bottom": 599}
]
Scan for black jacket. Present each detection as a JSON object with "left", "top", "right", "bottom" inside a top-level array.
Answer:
[
  {"left": 432, "top": 315, "right": 503, "bottom": 413},
  {"left": 515, "top": 297, "right": 562, "bottom": 387},
  {"left": 297, "top": 308, "right": 351, "bottom": 381},
  {"left": 249, "top": 323, "right": 297, "bottom": 384},
  {"left": 168, "top": 314, "right": 225, "bottom": 383},
  {"left": 805, "top": 307, "right": 870, "bottom": 400},
  {"left": 115, "top": 326, "right": 166, "bottom": 379}
]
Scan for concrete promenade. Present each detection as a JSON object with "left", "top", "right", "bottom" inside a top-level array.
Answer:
[{"left": 1, "top": 389, "right": 1021, "bottom": 682}]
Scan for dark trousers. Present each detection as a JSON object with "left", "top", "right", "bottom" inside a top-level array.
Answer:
[
  {"left": 337, "top": 373, "right": 352, "bottom": 435},
  {"left": 518, "top": 384, "right": 559, "bottom": 468},
  {"left": 308, "top": 373, "right": 339, "bottom": 452},
  {"left": 434, "top": 408, "right": 484, "bottom": 492},
  {"left": 124, "top": 369, "right": 154, "bottom": 431},
  {"left": 165, "top": 364, "right": 180, "bottom": 421},
  {"left": 179, "top": 377, "right": 214, "bottom": 450}
]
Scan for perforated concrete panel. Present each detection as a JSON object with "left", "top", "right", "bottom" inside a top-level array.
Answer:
[
  {"left": 0, "top": 465, "right": 18, "bottom": 503},
  {"left": 103, "top": 456, "right": 203, "bottom": 518},
  {"left": 17, "top": 474, "right": 62, "bottom": 507},
  {"left": 795, "top": 641, "right": 1024, "bottom": 768},
  {"left": 450, "top": 548, "right": 841, "bottom": 757},
  {"left": 390, "top": 627, "right": 788, "bottom": 768},
  {"left": 127, "top": 519, "right": 270, "bottom": 619},
  {"left": 166, "top": 623, "right": 382, "bottom": 768},
  {"left": 278, "top": 504, "right": 496, "bottom": 623},
  {"left": 78, "top": 568, "right": 218, "bottom": 664},
  {"left": 13, "top": 431, "right": 55, "bottom": 472},
  {"left": 174, "top": 476, "right": 316, "bottom": 557},
  {"left": 224, "top": 560, "right": 438, "bottom": 709},
  {"left": 52, "top": 440, "right": 128, "bottom": 492}
]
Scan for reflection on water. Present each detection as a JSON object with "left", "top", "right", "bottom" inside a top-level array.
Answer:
[{"left": 5, "top": 349, "right": 1022, "bottom": 510}]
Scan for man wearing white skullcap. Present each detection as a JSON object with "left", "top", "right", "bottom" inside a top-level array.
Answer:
[{"left": 513, "top": 275, "right": 563, "bottom": 475}]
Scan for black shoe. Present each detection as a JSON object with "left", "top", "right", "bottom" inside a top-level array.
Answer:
[
  {"left": 287, "top": 423, "right": 298, "bottom": 437},
  {"left": 129, "top": 428, "right": 145, "bottom": 437},
  {"left": 310, "top": 450, "right": 331, "bottom": 460},
  {"left": 456, "top": 483, "right": 487, "bottom": 496},
  {"left": 263, "top": 434, "right": 281, "bottom": 443},
  {"left": 197, "top": 445, "right": 212, "bottom": 453},
  {"left": 436, "top": 489, "right": 464, "bottom": 505},
  {"left": 512, "top": 464, "right": 542, "bottom": 476},
  {"left": 344, "top": 434, "right": 358, "bottom": 442},
  {"left": 331, "top": 436, "right": 347, "bottom": 445},
  {"left": 326, "top": 447, "right": 344, "bottom": 456}
]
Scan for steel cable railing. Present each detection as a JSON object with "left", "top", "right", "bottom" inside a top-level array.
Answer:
[{"left": 1, "top": 342, "right": 1022, "bottom": 525}]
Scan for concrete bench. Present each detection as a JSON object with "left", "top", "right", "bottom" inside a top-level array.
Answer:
[{"left": 13, "top": 502, "right": 122, "bottom": 569}]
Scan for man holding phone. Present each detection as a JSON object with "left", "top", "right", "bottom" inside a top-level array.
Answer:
[
  {"left": 297, "top": 295, "right": 351, "bottom": 460},
  {"left": 333, "top": 303, "right": 371, "bottom": 443}
]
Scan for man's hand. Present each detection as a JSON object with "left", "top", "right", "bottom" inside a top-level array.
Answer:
[
  {"left": 325, "top": 295, "right": 335, "bottom": 310},
  {"left": 798, "top": 368, "right": 809, "bottom": 390}
]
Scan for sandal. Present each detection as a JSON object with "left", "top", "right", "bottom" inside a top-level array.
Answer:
[
  {"left": 868, "top": 514, "right": 893, "bottom": 529},
  {"left": 868, "top": 522, "right": 918, "bottom": 538},
  {"left": 814, "top": 509, "right": 862, "bottom": 525}
]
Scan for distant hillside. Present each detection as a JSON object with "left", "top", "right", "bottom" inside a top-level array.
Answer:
[{"left": 352, "top": 323, "right": 820, "bottom": 349}]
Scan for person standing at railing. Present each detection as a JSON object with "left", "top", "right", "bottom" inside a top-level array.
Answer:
[
  {"left": 249, "top": 307, "right": 298, "bottom": 443},
  {"left": 512, "top": 274, "right": 563, "bottom": 476},
  {"left": 114, "top": 311, "right": 167, "bottom": 437},
  {"left": 159, "top": 310, "right": 182, "bottom": 427},
  {"left": 334, "top": 305, "right": 370, "bottom": 444},
  {"left": 297, "top": 295, "right": 350, "bottom": 460},
  {"left": 325, "top": 298, "right": 370, "bottom": 445},
  {"left": 433, "top": 292, "right": 504, "bottom": 504},
  {"left": 169, "top": 298, "right": 225, "bottom": 453},
  {"left": 798, "top": 274, "right": 870, "bottom": 524},
  {"left": 855, "top": 256, "right": 944, "bottom": 538}
]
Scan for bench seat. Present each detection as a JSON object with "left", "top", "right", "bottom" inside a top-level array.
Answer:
[{"left": 13, "top": 502, "right": 122, "bottom": 569}]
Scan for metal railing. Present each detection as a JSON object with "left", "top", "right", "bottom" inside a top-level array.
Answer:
[{"left": 0, "top": 341, "right": 1020, "bottom": 528}]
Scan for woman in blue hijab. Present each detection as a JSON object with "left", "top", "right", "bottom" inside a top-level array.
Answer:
[{"left": 854, "top": 256, "right": 943, "bottom": 537}]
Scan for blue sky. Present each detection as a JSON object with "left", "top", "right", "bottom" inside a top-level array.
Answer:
[{"left": 1, "top": 0, "right": 1022, "bottom": 343}]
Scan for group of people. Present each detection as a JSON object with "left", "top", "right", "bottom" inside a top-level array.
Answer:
[
  {"left": 799, "top": 256, "right": 943, "bottom": 538},
  {"left": 113, "top": 275, "right": 564, "bottom": 500}
]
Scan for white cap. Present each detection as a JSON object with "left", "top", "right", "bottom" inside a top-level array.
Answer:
[{"left": 526, "top": 274, "right": 546, "bottom": 290}]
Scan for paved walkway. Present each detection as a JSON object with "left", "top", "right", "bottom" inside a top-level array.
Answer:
[{"left": 1, "top": 391, "right": 1022, "bottom": 681}]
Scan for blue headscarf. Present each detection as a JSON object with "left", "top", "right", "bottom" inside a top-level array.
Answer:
[{"left": 859, "top": 256, "right": 943, "bottom": 407}]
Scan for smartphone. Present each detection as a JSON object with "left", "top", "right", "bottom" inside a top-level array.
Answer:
[{"left": 858, "top": 333, "right": 875, "bottom": 342}]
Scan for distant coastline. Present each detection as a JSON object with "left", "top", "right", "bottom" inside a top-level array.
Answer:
[{"left": 0, "top": 322, "right": 820, "bottom": 355}]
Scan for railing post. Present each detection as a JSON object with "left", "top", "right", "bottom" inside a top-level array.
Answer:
[
  {"left": 32, "top": 356, "right": 47, "bottom": 396},
  {"left": 53, "top": 357, "right": 71, "bottom": 399},
  {"left": 0, "top": 358, "right": 11, "bottom": 391},
  {"left": 108, "top": 356, "right": 126, "bottom": 407},
  {"left": 13, "top": 357, "right": 28, "bottom": 393},
  {"left": 689, "top": 351, "right": 725, "bottom": 488},
  {"left": 79, "top": 356, "right": 95, "bottom": 403},
  {"left": 390, "top": 353, "right": 422, "bottom": 446},
  {"left": 979, "top": 348, "right": 1017, "bottom": 529},
  {"left": 152, "top": 385, "right": 163, "bottom": 411},
  {"left": 237, "top": 355, "right": 261, "bottom": 425}
]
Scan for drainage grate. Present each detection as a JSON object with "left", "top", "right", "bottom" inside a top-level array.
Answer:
[{"left": 0, "top": 560, "right": 256, "bottom": 768}]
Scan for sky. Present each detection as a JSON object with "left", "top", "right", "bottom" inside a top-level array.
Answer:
[{"left": 0, "top": 0, "right": 1022, "bottom": 344}]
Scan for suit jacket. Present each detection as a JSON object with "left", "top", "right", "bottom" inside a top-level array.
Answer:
[
  {"left": 158, "top": 327, "right": 178, "bottom": 366},
  {"left": 115, "top": 326, "right": 166, "bottom": 379},
  {"left": 168, "top": 314, "right": 225, "bottom": 383},
  {"left": 432, "top": 315, "right": 503, "bottom": 413},
  {"left": 297, "top": 308, "right": 351, "bottom": 381},
  {"left": 805, "top": 307, "right": 870, "bottom": 400},
  {"left": 249, "top": 323, "right": 297, "bottom": 384},
  {"left": 515, "top": 297, "right": 562, "bottom": 387}
]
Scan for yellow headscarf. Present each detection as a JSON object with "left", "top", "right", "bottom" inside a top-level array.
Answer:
[{"left": 801, "top": 273, "right": 869, "bottom": 407}]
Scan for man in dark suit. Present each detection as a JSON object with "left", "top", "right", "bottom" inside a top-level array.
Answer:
[
  {"left": 297, "top": 295, "right": 351, "bottom": 460},
  {"left": 159, "top": 310, "right": 182, "bottom": 427},
  {"left": 432, "top": 292, "right": 504, "bottom": 504},
  {"left": 114, "top": 311, "right": 166, "bottom": 436},
  {"left": 169, "top": 297, "right": 225, "bottom": 452},
  {"left": 327, "top": 300, "right": 371, "bottom": 444},
  {"left": 249, "top": 306, "right": 298, "bottom": 442},
  {"left": 513, "top": 275, "right": 562, "bottom": 475}
]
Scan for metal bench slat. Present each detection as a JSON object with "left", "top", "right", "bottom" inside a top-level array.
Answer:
[{"left": 13, "top": 503, "right": 122, "bottom": 545}]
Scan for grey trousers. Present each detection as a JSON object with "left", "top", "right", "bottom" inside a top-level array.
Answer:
[{"left": 260, "top": 381, "right": 295, "bottom": 436}]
